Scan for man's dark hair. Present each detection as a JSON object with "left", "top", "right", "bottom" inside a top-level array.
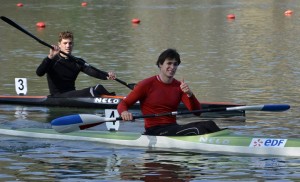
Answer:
[
  {"left": 59, "top": 31, "right": 73, "bottom": 42},
  {"left": 156, "top": 49, "right": 181, "bottom": 67}
]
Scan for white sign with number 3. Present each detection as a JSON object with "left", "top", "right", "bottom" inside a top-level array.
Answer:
[{"left": 15, "top": 78, "right": 27, "bottom": 95}]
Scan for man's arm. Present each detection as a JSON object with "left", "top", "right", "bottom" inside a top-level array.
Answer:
[
  {"left": 36, "top": 57, "right": 52, "bottom": 76},
  {"left": 36, "top": 45, "right": 60, "bottom": 76}
]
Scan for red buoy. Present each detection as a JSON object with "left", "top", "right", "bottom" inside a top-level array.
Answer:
[
  {"left": 227, "top": 14, "right": 235, "bottom": 19},
  {"left": 131, "top": 18, "right": 141, "bottom": 24},
  {"left": 17, "top": 3, "right": 23, "bottom": 7},
  {"left": 36, "top": 22, "right": 46, "bottom": 28},
  {"left": 81, "top": 2, "right": 87, "bottom": 6},
  {"left": 284, "top": 10, "right": 293, "bottom": 16}
]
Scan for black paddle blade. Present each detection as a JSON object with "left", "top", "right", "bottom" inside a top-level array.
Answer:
[
  {"left": 115, "top": 79, "right": 136, "bottom": 90},
  {"left": 127, "top": 83, "right": 136, "bottom": 90}
]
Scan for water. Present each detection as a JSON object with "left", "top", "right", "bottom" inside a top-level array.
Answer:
[
  {"left": 0, "top": 140, "right": 298, "bottom": 181},
  {"left": 0, "top": 0, "right": 299, "bottom": 181}
]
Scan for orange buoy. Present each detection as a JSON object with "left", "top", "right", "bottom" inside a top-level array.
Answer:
[
  {"left": 81, "top": 2, "right": 87, "bottom": 6},
  {"left": 227, "top": 14, "right": 235, "bottom": 19},
  {"left": 131, "top": 18, "right": 141, "bottom": 24},
  {"left": 284, "top": 10, "right": 293, "bottom": 16},
  {"left": 17, "top": 3, "right": 23, "bottom": 7},
  {"left": 36, "top": 22, "right": 46, "bottom": 28}
]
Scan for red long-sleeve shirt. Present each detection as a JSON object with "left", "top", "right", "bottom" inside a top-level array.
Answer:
[{"left": 117, "top": 75, "right": 201, "bottom": 128}]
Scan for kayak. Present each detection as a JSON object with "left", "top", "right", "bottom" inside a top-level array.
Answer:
[
  {"left": 0, "top": 95, "right": 245, "bottom": 118},
  {"left": 0, "top": 127, "right": 298, "bottom": 157},
  {"left": 0, "top": 95, "right": 133, "bottom": 109}
]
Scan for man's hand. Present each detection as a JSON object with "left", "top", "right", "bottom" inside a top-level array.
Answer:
[
  {"left": 120, "top": 111, "right": 133, "bottom": 121},
  {"left": 180, "top": 78, "right": 193, "bottom": 97},
  {"left": 107, "top": 72, "right": 116, "bottom": 80},
  {"left": 48, "top": 45, "right": 60, "bottom": 59}
]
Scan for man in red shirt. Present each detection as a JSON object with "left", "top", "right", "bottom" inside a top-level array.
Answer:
[{"left": 117, "top": 49, "right": 221, "bottom": 136}]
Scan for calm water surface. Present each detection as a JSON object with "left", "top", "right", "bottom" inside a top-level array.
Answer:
[{"left": 0, "top": 0, "right": 299, "bottom": 181}]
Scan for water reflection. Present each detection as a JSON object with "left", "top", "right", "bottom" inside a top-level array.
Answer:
[
  {"left": 122, "top": 162, "right": 194, "bottom": 182},
  {"left": 0, "top": 104, "right": 105, "bottom": 123},
  {"left": 0, "top": 137, "right": 299, "bottom": 181}
]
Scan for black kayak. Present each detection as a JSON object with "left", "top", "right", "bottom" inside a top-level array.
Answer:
[
  {"left": 0, "top": 95, "right": 245, "bottom": 118},
  {"left": 0, "top": 95, "right": 138, "bottom": 109}
]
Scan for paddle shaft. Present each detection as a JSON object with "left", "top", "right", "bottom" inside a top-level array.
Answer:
[
  {"left": 96, "top": 107, "right": 243, "bottom": 125},
  {"left": 51, "top": 104, "right": 290, "bottom": 133},
  {"left": 94, "top": 104, "right": 291, "bottom": 127},
  {"left": 125, "top": 104, "right": 290, "bottom": 120},
  {"left": 0, "top": 16, "right": 134, "bottom": 90}
]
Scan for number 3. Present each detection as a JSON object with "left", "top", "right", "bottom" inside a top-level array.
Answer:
[{"left": 15, "top": 78, "right": 27, "bottom": 95}]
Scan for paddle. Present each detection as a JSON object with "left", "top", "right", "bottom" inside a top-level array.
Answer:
[
  {"left": 0, "top": 16, "right": 135, "bottom": 90},
  {"left": 51, "top": 104, "right": 290, "bottom": 133}
]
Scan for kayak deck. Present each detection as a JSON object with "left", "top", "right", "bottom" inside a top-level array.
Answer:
[{"left": 0, "top": 127, "right": 298, "bottom": 157}]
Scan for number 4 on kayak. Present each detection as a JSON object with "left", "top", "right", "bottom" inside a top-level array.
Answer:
[{"left": 105, "top": 109, "right": 120, "bottom": 131}]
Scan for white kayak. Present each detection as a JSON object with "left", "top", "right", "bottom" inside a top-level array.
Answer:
[{"left": 0, "top": 127, "right": 298, "bottom": 157}]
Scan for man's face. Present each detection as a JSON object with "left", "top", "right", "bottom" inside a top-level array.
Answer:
[
  {"left": 159, "top": 58, "right": 178, "bottom": 78},
  {"left": 58, "top": 38, "right": 73, "bottom": 54}
]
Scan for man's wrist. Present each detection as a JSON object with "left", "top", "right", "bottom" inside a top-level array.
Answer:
[{"left": 187, "top": 92, "right": 193, "bottom": 97}]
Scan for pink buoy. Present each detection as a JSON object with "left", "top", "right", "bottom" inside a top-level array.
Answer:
[
  {"left": 227, "top": 14, "right": 235, "bottom": 19},
  {"left": 81, "top": 2, "right": 87, "bottom": 6},
  {"left": 17, "top": 3, "right": 23, "bottom": 7},
  {"left": 284, "top": 10, "right": 293, "bottom": 16},
  {"left": 36, "top": 22, "right": 46, "bottom": 28},
  {"left": 131, "top": 18, "right": 141, "bottom": 24}
]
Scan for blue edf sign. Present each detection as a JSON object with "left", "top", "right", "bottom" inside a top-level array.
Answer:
[
  {"left": 264, "top": 139, "right": 286, "bottom": 147},
  {"left": 250, "top": 138, "right": 287, "bottom": 148}
]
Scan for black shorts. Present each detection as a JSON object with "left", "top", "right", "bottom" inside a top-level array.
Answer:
[{"left": 144, "top": 120, "right": 221, "bottom": 136}]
